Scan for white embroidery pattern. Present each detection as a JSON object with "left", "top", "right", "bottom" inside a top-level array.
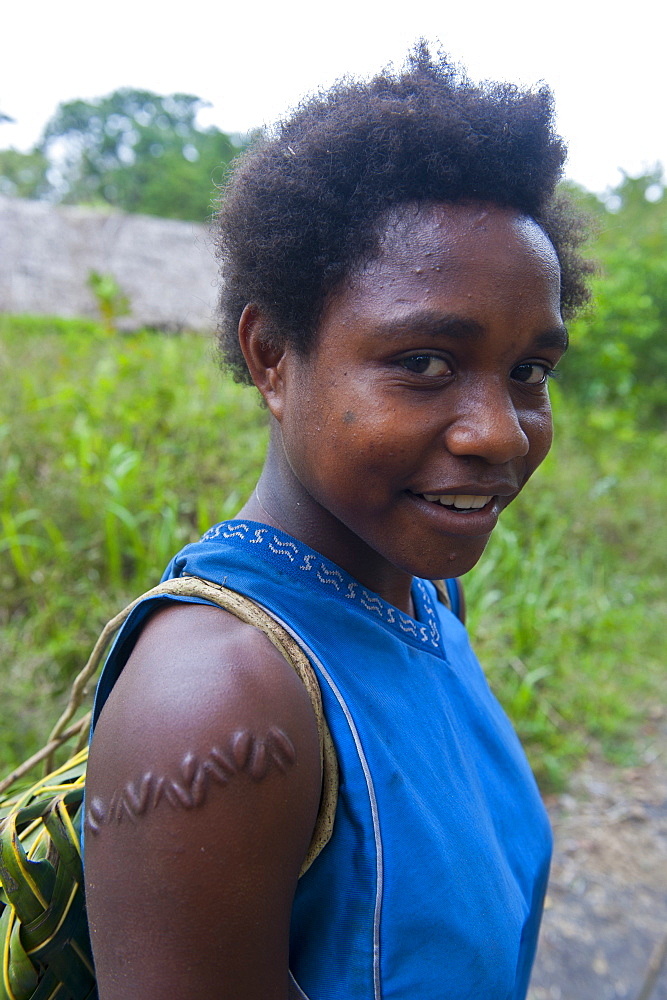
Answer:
[
  {"left": 199, "top": 522, "right": 441, "bottom": 649},
  {"left": 222, "top": 524, "right": 248, "bottom": 540},
  {"left": 268, "top": 537, "right": 299, "bottom": 560},
  {"left": 398, "top": 617, "right": 418, "bottom": 636},
  {"left": 414, "top": 579, "right": 442, "bottom": 648},
  {"left": 316, "top": 565, "right": 344, "bottom": 590},
  {"left": 360, "top": 592, "right": 384, "bottom": 616}
]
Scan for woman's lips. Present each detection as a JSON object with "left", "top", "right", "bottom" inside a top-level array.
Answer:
[
  {"left": 420, "top": 492, "right": 493, "bottom": 511},
  {"left": 406, "top": 490, "right": 508, "bottom": 534}
]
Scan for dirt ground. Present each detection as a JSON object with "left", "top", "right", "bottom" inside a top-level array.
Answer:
[{"left": 529, "top": 714, "right": 667, "bottom": 1000}]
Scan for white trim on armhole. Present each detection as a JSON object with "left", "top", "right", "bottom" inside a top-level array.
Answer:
[{"left": 261, "top": 607, "right": 385, "bottom": 1000}]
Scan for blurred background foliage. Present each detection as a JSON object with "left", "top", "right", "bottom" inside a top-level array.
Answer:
[
  {"left": 0, "top": 90, "right": 665, "bottom": 789},
  {"left": 0, "top": 88, "right": 248, "bottom": 219},
  {"left": 563, "top": 170, "right": 667, "bottom": 428}
]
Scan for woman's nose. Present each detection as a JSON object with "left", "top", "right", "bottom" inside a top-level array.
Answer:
[{"left": 443, "top": 384, "right": 530, "bottom": 464}]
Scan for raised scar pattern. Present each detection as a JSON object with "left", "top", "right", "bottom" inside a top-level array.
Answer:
[{"left": 85, "top": 726, "right": 296, "bottom": 835}]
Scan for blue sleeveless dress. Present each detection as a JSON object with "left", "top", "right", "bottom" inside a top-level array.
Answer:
[{"left": 91, "top": 520, "right": 552, "bottom": 1000}]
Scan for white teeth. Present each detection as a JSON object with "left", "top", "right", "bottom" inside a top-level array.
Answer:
[{"left": 421, "top": 493, "right": 492, "bottom": 510}]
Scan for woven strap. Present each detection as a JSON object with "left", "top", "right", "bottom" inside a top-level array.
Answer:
[{"left": 432, "top": 578, "right": 452, "bottom": 610}]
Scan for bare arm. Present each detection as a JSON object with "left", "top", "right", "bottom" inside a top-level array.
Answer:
[{"left": 84, "top": 602, "right": 322, "bottom": 1000}]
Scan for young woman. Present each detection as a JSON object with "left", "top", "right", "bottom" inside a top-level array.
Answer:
[{"left": 84, "top": 46, "right": 591, "bottom": 1000}]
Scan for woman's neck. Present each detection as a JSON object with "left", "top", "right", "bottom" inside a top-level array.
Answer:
[{"left": 237, "top": 429, "right": 416, "bottom": 617}]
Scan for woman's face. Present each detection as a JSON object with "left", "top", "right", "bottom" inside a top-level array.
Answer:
[{"left": 275, "top": 202, "right": 566, "bottom": 581}]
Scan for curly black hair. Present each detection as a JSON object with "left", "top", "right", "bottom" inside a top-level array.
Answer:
[{"left": 216, "top": 42, "right": 592, "bottom": 383}]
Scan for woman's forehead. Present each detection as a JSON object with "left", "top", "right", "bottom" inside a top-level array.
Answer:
[
  {"left": 328, "top": 202, "right": 562, "bottom": 320},
  {"left": 372, "top": 201, "right": 559, "bottom": 271}
]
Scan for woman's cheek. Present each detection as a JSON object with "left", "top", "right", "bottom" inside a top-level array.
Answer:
[{"left": 521, "top": 405, "right": 554, "bottom": 473}]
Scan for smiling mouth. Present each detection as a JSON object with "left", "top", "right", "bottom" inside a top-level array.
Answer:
[{"left": 417, "top": 493, "right": 494, "bottom": 512}]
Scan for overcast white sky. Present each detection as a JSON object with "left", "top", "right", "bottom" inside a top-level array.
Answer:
[{"left": 1, "top": 0, "right": 664, "bottom": 195}]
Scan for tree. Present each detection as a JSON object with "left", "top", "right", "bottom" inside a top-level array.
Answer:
[{"left": 38, "top": 88, "right": 247, "bottom": 221}]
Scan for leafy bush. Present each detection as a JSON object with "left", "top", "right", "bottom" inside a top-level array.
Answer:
[{"left": 561, "top": 170, "right": 667, "bottom": 427}]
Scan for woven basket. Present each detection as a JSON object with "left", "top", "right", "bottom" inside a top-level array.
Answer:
[
  {"left": 0, "top": 575, "right": 337, "bottom": 1000},
  {"left": 0, "top": 750, "right": 95, "bottom": 1000}
]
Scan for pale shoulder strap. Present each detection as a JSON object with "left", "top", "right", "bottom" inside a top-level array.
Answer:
[
  {"left": 433, "top": 577, "right": 465, "bottom": 623},
  {"left": 432, "top": 578, "right": 452, "bottom": 610}
]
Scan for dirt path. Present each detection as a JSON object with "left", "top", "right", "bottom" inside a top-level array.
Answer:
[{"left": 529, "top": 716, "right": 667, "bottom": 1000}]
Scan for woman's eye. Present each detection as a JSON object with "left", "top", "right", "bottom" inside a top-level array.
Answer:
[
  {"left": 399, "top": 355, "right": 451, "bottom": 377},
  {"left": 511, "top": 362, "right": 553, "bottom": 385}
]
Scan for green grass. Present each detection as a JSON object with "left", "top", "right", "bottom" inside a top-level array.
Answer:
[
  {"left": 0, "top": 316, "right": 268, "bottom": 770},
  {"left": 1, "top": 316, "right": 665, "bottom": 788}
]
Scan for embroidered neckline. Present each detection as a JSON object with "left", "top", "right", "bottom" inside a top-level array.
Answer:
[{"left": 199, "top": 520, "right": 442, "bottom": 651}]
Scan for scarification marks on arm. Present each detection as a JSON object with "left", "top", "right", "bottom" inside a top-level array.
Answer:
[{"left": 86, "top": 727, "right": 296, "bottom": 834}]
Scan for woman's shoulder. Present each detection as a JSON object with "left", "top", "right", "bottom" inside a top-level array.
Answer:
[
  {"left": 86, "top": 600, "right": 322, "bottom": 842},
  {"left": 88, "top": 601, "right": 322, "bottom": 793},
  {"left": 84, "top": 601, "right": 322, "bottom": 999}
]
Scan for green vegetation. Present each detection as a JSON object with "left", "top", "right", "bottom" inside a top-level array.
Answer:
[
  {"left": 1, "top": 318, "right": 664, "bottom": 789},
  {"left": 563, "top": 170, "right": 667, "bottom": 426},
  {"left": 0, "top": 319, "right": 267, "bottom": 772},
  {"left": 87, "top": 271, "right": 131, "bottom": 333}
]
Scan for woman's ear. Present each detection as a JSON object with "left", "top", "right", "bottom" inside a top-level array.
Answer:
[{"left": 238, "top": 304, "right": 287, "bottom": 421}]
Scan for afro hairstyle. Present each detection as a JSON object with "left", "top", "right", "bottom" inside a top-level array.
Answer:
[{"left": 216, "top": 42, "right": 592, "bottom": 383}]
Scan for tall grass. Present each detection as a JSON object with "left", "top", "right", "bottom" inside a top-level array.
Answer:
[
  {"left": 0, "top": 317, "right": 267, "bottom": 769},
  {"left": 1, "top": 317, "right": 665, "bottom": 787}
]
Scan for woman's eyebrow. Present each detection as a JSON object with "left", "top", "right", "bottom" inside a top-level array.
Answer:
[
  {"left": 374, "top": 312, "right": 570, "bottom": 350},
  {"left": 533, "top": 326, "right": 569, "bottom": 351},
  {"left": 373, "top": 313, "right": 486, "bottom": 340}
]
